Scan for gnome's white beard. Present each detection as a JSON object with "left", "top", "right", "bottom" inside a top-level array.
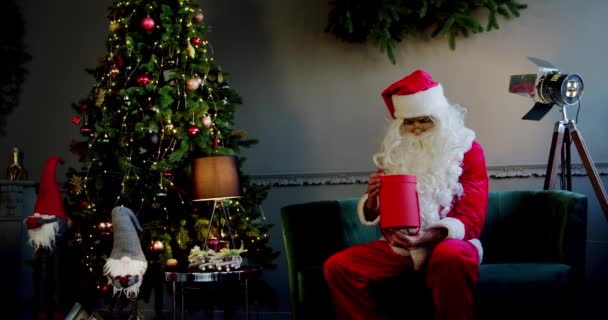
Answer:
[
  {"left": 373, "top": 106, "right": 475, "bottom": 229},
  {"left": 27, "top": 214, "right": 59, "bottom": 251},
  {"left": 104, "top": 256, "right": 147, "bottom": 299}
]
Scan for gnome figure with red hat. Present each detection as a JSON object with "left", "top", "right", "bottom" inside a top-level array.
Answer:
[
  {"left": 23, "top": 156, "right": 69, "bottom": 320},
  {"left": 103, "top": 206, "right": 147, "bottom": 318}
]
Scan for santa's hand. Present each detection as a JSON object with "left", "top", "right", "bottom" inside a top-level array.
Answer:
[
  {"left": 382, "top": 228, "right": 422, "bottom": 249},
  {"left": 366, "top": 171, "right": 382, "bottom": 209},
  {"left": 383, "top": 227, "right": 448, "bottom": 248}
]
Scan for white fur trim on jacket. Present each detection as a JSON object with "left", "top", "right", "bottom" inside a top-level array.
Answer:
[
  {"left": 468, "top": 238, "right": 484, "bottom": 264},
  {"left": 388, "top": 245, "right": 429, "bottom": 271},
  {"left": 392, "top": 84, "right": 448, "bottom": 119},
  {"left": 357, "top": 193, "right": 380, "bottom": 226},
  {"left": 429, "top": 217, "right": 465, "bottom": 240}
]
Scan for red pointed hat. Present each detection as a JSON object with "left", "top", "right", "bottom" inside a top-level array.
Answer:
[
  {"left": 33, "top": 156, "right": 67, "bottom": 220},
  {"left": 381, "top": 69, "right": 449, "bottom": 119}
]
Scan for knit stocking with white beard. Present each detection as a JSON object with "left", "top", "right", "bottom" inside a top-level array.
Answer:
[{"left": 373, "top": 105, "right": 475, "bottom": 229}]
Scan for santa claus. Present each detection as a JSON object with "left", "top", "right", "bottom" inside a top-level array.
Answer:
[{"left": 324, "top": 69, "right": 489, "bottom": 320}]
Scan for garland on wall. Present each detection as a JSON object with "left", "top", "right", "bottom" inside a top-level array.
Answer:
[{"left": 325, "top": 0, "right": 528, "bottom": 64}]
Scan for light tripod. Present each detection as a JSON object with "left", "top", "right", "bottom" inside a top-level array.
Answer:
[{"left": 543, "top": 105, "right": 608, "bottom": 219}]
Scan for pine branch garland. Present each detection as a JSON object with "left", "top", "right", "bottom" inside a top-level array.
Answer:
[{"left": 326, "top": 0, "right": 528, "bottom": 64}]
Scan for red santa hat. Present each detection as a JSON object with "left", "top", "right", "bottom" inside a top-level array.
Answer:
[
  {"left": 381, "top": 69, "right": 449, "bottom": 119},
  {"left": 33, "top": 156, "right": 67, "bottom": 221}
]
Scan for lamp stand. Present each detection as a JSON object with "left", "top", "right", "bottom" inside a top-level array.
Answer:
[
  {"left": 543, "top": 107, "right": 608, "bottom": 219},
  {"left": 203, "top": 199, "right": 237, "bottom": 250}
]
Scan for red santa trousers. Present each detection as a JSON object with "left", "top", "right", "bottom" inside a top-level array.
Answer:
[{"left": 324, "top": 239, "right": 480, "bottom": 320}]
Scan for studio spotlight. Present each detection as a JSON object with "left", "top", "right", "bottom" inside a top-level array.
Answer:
[
  {"left": 508, "top": 57, "right": 608, "bottom": 219},
  {"left": 508, "top": 57, "right": 584, "bottom": 120}
]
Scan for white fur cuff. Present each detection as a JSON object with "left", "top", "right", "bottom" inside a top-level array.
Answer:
[
  {"left": 357, "top": 193, "right": 380, "bottom": 227},
  {"left": 430, "top": 217, "right": 465, "bottom": 240},
  {"left": 468, "top": 239, "right": 483, "bottom": 264}
]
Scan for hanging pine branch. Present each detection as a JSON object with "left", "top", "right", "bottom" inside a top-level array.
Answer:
[{"left": 325, "top": 0, "right": 528, "bottom": 64}]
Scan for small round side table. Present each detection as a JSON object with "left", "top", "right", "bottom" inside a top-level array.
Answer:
[{"left": 164, "top": 265, "right": 262, "bottom": 320}]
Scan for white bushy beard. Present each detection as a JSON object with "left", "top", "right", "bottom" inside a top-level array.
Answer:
[
  {"left": 373, "top": 105, "right": 475, "bottom": 229},
  {"left": 104, "top": 256, "right": 148, "bottom": 300},
  {"left": 26, "top": 213, "right": 59, "bottom": 251}
]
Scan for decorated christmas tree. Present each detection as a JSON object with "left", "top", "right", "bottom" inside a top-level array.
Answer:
[{"left": 64, "top": 0, "right": 277, "bottom": 297}]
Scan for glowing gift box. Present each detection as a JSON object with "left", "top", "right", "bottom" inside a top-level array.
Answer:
[{"left": 379, "top": 174, "right": 420, "bottom": 231}]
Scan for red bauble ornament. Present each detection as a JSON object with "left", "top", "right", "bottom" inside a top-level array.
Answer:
[
  {"left": 192, "top": 11, "right": 204, "bottom": 23},
  {"left": 72, "top": 116, "right": 81, "bottom": 125},
  {"left": 80, "top": 124, "right": 94, "bottom": 136},
  {"left": 208, "top": 236, "right": 219, "bottom": 251},
  {"left": 115, "top": 53, "right": 124, "bottom": 67},
  {"left": 163, "top": 171, "right": 173, "bottom": 178},
  {"left": 190, "top": 37, "right": 201, "bottom": 46},
  {"left": 142, "top": 16, "right": 155, "bottom": 30},
  {"left": 187, "top": 124, "right": 201, "bottom": 136},
  {"left": 80, "top": 201, "right": 88, "bottom": 209},
  {"left": 213, "top": 136, "right": 220, "bottom": 149},
  {"left": 137, "top": 75, "right": 151, "bottom": 86},
  {"left": 81, "top": 104, "right": 88, "bottom": 110}
]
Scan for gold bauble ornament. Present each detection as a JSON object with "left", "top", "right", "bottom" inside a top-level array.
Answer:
[
  {"left": 109, "top": 21, "right": 120, "bottom": 32},
  {"left": 201, "top": 115, "right": 212, "bottom": 128},
  {"left": 164, "top": 121, "right": 175, "bottom": 133},
  {"left": 186, "top": 76, "right": 201, "bottom": 91},
  {"left": 166, "top": 258, "right": 178, "bottom": 268}
]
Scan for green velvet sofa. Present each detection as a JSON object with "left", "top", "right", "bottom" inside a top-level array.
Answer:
[{"left": 280, "top": 190, "right": 587, "bottom": 319}]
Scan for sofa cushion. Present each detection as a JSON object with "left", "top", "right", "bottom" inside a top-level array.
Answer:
[
  {"left": 338, "top": 199, "right": 382, "bottom": 247},
  {"left": 477, "top": 263, "right": 574, "bottom": 318}
]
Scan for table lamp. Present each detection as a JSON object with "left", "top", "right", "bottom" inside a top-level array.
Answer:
[{"left": 192, "top": 155, "right": 243, "bottom": 251}]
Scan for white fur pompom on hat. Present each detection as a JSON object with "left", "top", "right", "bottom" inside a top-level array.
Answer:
[
  {"left": 103, "top": 206, "right": 148, "bottom": 299},
  {"left": 381, "top": 69, "right": 449, "bottom": 119}
]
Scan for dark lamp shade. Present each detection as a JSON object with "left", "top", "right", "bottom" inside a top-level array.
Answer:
[{"left": 192, "top": 155, "right": 243, "bottom": 201}]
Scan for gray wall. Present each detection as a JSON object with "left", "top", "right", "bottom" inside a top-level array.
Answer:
[{"left": 2, "top": 0, "right": 607, "bottom": 318}]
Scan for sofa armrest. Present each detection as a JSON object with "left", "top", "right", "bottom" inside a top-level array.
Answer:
[
  {"left": 481, "top": 190, "right": 587, "bottom": 273},
  {"left": 281, "top": 200, "right": 347, "bottom": 319}
]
